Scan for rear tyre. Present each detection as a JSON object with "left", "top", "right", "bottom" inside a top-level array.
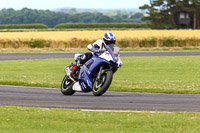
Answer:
[
  {"left": 92, "top": 70, "right": 113, "bottom": 96},
  {"left": 61, "top": 75, "right": 75, "bottom": 95}
]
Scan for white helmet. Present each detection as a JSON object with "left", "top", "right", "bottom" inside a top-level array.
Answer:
[{"left": 103, "top": 32, "right": 116, "bottom": 45}]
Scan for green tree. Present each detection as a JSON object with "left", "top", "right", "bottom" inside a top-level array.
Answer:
[
  {"left": 140, "top": 0, "right": 200, "bottom": 29},
  {"left": 130, "top": 13, "right": 144, "bottom": 19},
  {"left": 140, "top": 0, "right": 175, "bottom": 29}
]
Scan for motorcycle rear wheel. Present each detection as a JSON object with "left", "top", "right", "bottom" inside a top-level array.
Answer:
[
  {"left": 92, "top": 70, "right": 113, "bottom": 96},
  {"left": 61, "top": 75, "right": 75, "bottom": 95}
]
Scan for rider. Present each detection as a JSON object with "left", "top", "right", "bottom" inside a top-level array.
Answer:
[{"left": 72, "top": 32, "right": 117, "bottom": 73}]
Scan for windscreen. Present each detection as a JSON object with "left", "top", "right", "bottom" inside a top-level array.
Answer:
[{"left": 106, "top": 44, "right": 120, "bottom": 61}]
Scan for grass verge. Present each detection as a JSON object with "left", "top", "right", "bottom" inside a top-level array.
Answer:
[
  {"left": 0, "top": 56, "right": 200, "bottom": 94},
  {"left": 0, "top": 106, "right": 200, "bottom": 133},
  {"left": 0, "top": 48, "right": 88, "bottom": 54},
  {"left": 0, "top": 47, "right": 200, "bottom": 54}
]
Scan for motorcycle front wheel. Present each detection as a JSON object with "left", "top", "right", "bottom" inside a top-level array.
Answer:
[
  {"left": 92, "top": 70, "right": 113, "bottom": 96},
  {"left": 61, "top": 75, "right": 75, "bottom": 95}
]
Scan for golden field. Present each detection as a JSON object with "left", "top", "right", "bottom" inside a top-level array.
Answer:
[
  {"left": 1, "top": 30, "right": 200, "bottom": 50},
  {"left": 1, "top": 30, "right": 200, "bottom": 40}
]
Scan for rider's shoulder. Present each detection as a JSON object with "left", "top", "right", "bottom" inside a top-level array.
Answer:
[{"left": 93, "top": 39, "right": 103, "bottom": 45}]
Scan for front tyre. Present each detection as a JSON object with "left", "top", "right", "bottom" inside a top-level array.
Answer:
[
  {"left": 61, "top": 75, "right": 75, "bottom": 95},
  {"left": 93, "top": 70, "right": 113, "bottom": 96}
]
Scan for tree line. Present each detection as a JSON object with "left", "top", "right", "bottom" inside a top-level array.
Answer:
[
  {"left": 140, "top": 0, "right": 200, "bottom": 29},
  {"left": 0, "top": 8, "right": 144, "bottom": 28}
]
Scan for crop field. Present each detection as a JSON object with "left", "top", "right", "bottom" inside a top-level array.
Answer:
[
  {"left": 1, "top": 30, "right": 200, "bottom": 51},
  {"left": 1, "top": 30, "right": 200, "bottom": 40}
]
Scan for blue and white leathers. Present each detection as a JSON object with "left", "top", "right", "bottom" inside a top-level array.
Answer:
[{"left": 73, "top": 45, "right": 122, "bottom": 92}]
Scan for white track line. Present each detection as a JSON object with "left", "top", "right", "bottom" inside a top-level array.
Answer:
[{"left": 81, "top": 109, "right": 173, "bottom": 113}]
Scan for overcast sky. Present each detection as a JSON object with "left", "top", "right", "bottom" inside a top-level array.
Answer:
[{"left": 0, "top": 0, "right": 149, "bottom": 10}]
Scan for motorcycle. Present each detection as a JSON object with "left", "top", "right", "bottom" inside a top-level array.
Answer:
[{"left": 60, "top": 44, "right": 123, "bottom": 96}]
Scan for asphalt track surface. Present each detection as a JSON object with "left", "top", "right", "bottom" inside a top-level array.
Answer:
[
  {"left": 1, "top": 85, "right": 200, "bottom": 112},
  {"left": 0, "top": 51, "right": 200, "bottom": 61},
  {"left": 1, "top": 52, "right": 200, "bottom": 112}
]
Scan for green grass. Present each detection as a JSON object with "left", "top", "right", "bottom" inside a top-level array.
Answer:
[
  {"left": 113, "top": 56, "right": 200, "bottom": 94},
  {"left": 0, "top": 56, "right": 200, "bottom": 94},
  {"left": 0, "top": 106, "right": 200, "bottom": 133}
]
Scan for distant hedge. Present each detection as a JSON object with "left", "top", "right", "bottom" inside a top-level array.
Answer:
[
  {"left": 0, "top": 24, "right": 48, "bottom": 29},
  {"left": 54, "top": 23, "right": 149, "bottom": 29}
]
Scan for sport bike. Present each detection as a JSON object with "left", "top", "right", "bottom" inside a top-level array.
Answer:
[{"left": 61, "top": 44, "right": 123, "bottom": 96}]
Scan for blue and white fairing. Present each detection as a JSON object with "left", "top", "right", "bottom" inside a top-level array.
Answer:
[
  {"left": 75, "top": 45, "right": 123, "bottom": 92},
  {"left": 99, "top": 45, "right": 123, "bottom": 68}
]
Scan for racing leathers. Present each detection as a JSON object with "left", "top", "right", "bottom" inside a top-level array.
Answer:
[
  {"left": 87, "top": 39, "right": 107, "bottom": 53},
  {"left": 78, "top": 39, "right": 106, "bottom": 65}
]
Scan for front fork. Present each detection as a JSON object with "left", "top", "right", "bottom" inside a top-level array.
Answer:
[
  {"left": 96, "top": 65, "right": 112, "bottom": 82},
  {"left": 96, "top": 66, "right": 103, "bottom": 82}
]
